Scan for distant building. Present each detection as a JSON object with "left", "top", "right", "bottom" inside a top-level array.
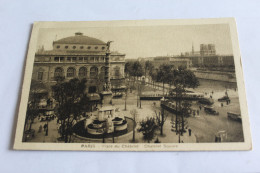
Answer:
[
  {"left": 33, "top": 32, "right": 125, "bottom": 94},
  {"left": 200, "top": 44, "right": 216, "bottom": 56},
  {"left": 151, "top": 56, "right": 191, "bottom": 69},
  {"left": 181, "top": 44, "right": 234, "bottom": 67}
]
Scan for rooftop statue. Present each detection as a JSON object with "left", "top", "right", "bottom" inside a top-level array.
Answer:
[{"left": 106, "top": 41, "right": 113, "bottom": 52}]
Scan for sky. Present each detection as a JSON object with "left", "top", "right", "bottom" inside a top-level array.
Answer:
[{"left": 37, "top": 24, "right": 233, "bottom": 59}]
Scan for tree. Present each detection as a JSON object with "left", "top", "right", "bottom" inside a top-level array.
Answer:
[
  {"left": 131, "top": 61, "right": 144, "bottom": 82},
  {"left": 23, "top": 80, "right": 48, "bottom": 141},
  {"left": 138, "top": 117, "right": 158, "bottom": 143},
  {"left": 124, "top": 62, "right": 133, "bottom": 79},
  {"left": 52, "top": 78, "right": 87, "bottom": 143},
  {"left": 157, "top": 64, "right": 174, "bottom": 96},
  {"left": 130, "top": 109, "right": 138, "bottom": 142},
  {"left": 125, "top": 61, "right": 144, "bottom": 90},
  {"left": 149, "top": 67, "right": 158, "bottom": 89},
  {"left": 154, "top": 109, "right": 168, "bottom": 136},
  {"left": 172, "top": 67, "right": 199, "bottom": 138},
  {"left": 144, "top": 61, "right": 154, "bottom": 78}
]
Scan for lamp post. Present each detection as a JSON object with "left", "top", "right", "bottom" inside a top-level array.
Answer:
[
  {"left": 124, "top": 88, "right": 128, "bottom": 111},
  {"left": 136, "top": 84, "right": 139, "bottom": 107}
]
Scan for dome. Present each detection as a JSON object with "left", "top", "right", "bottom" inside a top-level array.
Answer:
[{"left": 53, "top": 32, "right": 106, "bottom": 45}]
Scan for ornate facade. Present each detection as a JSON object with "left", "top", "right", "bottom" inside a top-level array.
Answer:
[{"left": 32, "top": 32, "right": 125, "bottom": 93}]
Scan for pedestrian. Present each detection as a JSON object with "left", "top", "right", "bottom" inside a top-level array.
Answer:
[
  {"left": 43, "top": 123, "right": 47, "bottom": 131},
  {"left": 212, "top": 91, "right": 214, "bottom": 95},
  {"left": 45, "top": 123, "right": 48, "bottom": 136},
  {"left": 197, "top": 109, "right": 199, "bottom": 115},
  {"left": 210, "top": 95, "right": 212, "bottom": 99},
  {"left": 193, "top": 110, "right": 196, "bottom": 117},
  {"left": 199, "top": 105, "right": 202, "bottom": 110},
  {"left": 221, "top": 103, "right": 223, "bottom": 107},
  {"left": 226, "top": 100, "right": 229, "bottom": 105},
  {"left": 188, "top": 129, "right": 192, "bottom": 136}
]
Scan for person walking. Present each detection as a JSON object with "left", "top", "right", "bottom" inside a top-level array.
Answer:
[
  {"left": 44, "top": 123, "right": 48, "bottom": 136},
  {"left": 199, "top": 105, "right": 202, "bottom": 110},
  {"left": 43, "top": 123, "right": 47, "bottom": 131},
  {"left": 188, "top": 129, "right": 192, "bottom": 136},
  {"left": 197, "top": 109, "right": 199, "bottom": 115}
]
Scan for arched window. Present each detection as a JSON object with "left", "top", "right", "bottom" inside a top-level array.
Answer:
[
  {"left": 114, "top": 66, "right": 121, "bottom": 78},
  {"left": 79, "top": 67, "right": 87, "bottom": 78},
  {"left": 54, "top": 67, "right": 64, "bottom": 77},
  {"left": 100, "top": 66, "right": 106, "bottom": 79},
  {"left": 67, "top": 67, "right": 75, "bottom": 77},
  {"left": 37, "top": 68, "right": 44, "bottom": 81},
  {"left": 90, "top": 67, "right": 98, "bottom": 79}
]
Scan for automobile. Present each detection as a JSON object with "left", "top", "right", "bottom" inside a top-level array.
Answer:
[
  {"left": 204, "top": 106, "right": 219, "bottom": 115},
  {"left": 218, "top": 96, "right": 230, "bottom": 102},
  {"left": 227, "top": 112, "right": 242, "bottom": 122},
  {"left": 198, "top": 97, "right": 214, "bottom": 105}
]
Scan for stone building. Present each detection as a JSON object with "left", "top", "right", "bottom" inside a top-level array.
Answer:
[
  {"left": 32, "top": 32, "right": 125, "bottom": 94},
  {"left": 142, "top": 56, "right": 191, "bottom": 69}
]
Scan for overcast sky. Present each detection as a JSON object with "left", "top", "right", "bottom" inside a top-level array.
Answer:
[{"left": 37, "top": 24, "right": 233, "bottom": 59}]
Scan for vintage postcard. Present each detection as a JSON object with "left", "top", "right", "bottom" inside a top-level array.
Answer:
[{"left": 13, "top": 18, "right": 251, "bottom": 151}]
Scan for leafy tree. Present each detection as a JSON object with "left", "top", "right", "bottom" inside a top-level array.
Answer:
[
  {"left": 144, "top": 61, "right": 154, "bottom": 78},
  {"left": 124, "top": 62, "right": 133, "bottom": 78},
  {"left": 23, "top": 80, "right": 48, "bottom": 141},
  {"left": 172, "top": 67, "right": 199, "bottom": 137},
  {"left": 52, "top": 78, "right": 87, "bottom": 143},
  {"left": 154, "top": 109, "right": 168, "bottom": 136},
  {"left": 149, "top": 67, "right": 158, "bottom": 89},
  {"left": 157, "top": 64, "right": 175, "bottom": 95},
  {"left": 138, "top": 117, "right": 158, "bottom": 143},
  {"left": 131, "top": 61, "right": 144, "bottom": 82},
  {"left": 125, "top": 61, "right": 144, "bottom": 91}
]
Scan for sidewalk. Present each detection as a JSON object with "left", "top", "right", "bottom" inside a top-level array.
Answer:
[{"left": 28, "top": 118, "right": 60, "bottom": 143}]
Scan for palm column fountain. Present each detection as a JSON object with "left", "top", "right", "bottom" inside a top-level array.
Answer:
[{"left": 100, "top": 41, "right": 113, "bottom": 105}]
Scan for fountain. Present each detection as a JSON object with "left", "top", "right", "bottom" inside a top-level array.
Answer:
[{"left": 72, "top": 41, "right": 128, "bottom": 139}]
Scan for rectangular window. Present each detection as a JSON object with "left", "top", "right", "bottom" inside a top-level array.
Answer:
[
  {"left": 38, "top": 72, "right": 43, "bottom": 81},
  {"left": 79, "top": 57, "right": 83, "bottom": 61},
  {"left": 95, "top": 57, "right": 99, "bottom": 62},
  {"left": 72, "top": 57, "right": 77, "bottom": 62},
  {"left": 54, "top": 57, "right": 59, "bottom": 62},
  {"left": 67, "top": 57, "right": 71, "bottom": 61},
  {"left": 84, "top": 57, "right": 88, "bottom": 61}
]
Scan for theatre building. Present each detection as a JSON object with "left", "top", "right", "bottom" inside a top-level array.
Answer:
[{"left": 32, "top": 32, "right": 126, "bottom": 95}]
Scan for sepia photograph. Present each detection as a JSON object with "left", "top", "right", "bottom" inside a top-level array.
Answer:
[{"left": 13, "top": 19, "right": 251, "bottom": 151}]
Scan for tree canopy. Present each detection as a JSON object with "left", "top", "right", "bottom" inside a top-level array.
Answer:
[{"left": 51, "top": 78, "right": 87, "bottom": 142}]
